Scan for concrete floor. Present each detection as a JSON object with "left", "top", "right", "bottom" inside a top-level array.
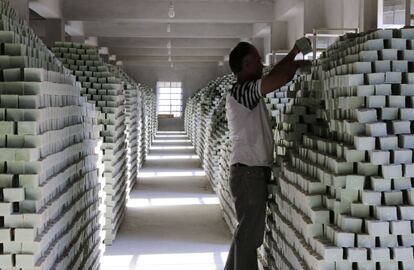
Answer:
[{"left": 101, "top": 131, "right": 232, "bottom": 270}]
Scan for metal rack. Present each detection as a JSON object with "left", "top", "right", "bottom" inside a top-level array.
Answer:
[{"left": 307, "top": 28, "right": 359, "bottom": 59}]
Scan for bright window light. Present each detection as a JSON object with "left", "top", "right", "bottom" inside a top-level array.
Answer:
[
  {"left": 378, "top": 0, "right": 405, "bottom": 28},
  {"left": 138, "top": 171, "right": 206, "bottom": 178},
  {"left": 150, "top": 146, "right": 194, "bottom": 150},
  {"left": 200, "top": 197, "right": 220, "bottom": 205},
  {"left": 127, "top": 197, "right": 220, "bottom": 208},
  {"left": 155, "top": 134, "right": 188, "bottom": 138},
  {"left": 220, "top": 252, "right": 229, "bottom": 265},
  {"left": 152, "top": 139, "right": 191, "bottom": 143},
  {"left": 101, "top": 255, "right": 134, "bottom": 268},
  {"left": 157, "top": 131, "right": 186, "bottom": 134},
  {"left": 157, "top": 81, "right": 183, "bottom": 118},
  {"left": 101, "top": 253, "right": 227, "bottom": 270},
  {"left": 136, "top": 252, "right": 215, "bottom": 266},
  {"left": 151, "top": 198, "right": 201, "bottom": 206},
  {"left": 146, "top": 155, "right": 199, "bottom": 160},
  {"left": 127, "top": 198, "right": 151, "bottom": 207}
]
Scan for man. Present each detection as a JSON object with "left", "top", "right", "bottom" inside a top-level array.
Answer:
[{"left": 224, "top": 39, "right": 312, "bottom": 270}]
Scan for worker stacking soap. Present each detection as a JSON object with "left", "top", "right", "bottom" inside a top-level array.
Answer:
[
  {"left": 51, "top": 42, "right": 128, "bottom": 245},
  {"left": 0, "top": 1, "right": 102, "bottom": 269},
  {"left": 263, "top": 28, "right": 414, "bottom": 270}
]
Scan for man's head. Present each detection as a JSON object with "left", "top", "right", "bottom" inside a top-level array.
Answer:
[{"left": 229, "top": 42, "right": 263, "bottom": 81}]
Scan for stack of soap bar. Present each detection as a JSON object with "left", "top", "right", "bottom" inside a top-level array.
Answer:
[
  {"left": 51, "top": 42, "right": 128, "bottom": 245},
  {"left": 108, "top": 64, "right": 140, "bottom": 196},
  {"left": 264, "top": 28, "right": 414, "bottom": 269},
  {"left": 141, "top": 85, "right": 157, "bottom": 164},
  {"left": 185, "top": 74, "right": 238, "bottom": 231},
  {"left": 186, "top": 74, "right": 235, "bottom": 190},
  {"left": 186, "top": 27, "right": 414, "bottom": 270},
  {"left": 0, "top": 1, "right": 102, "bottom": 269}
]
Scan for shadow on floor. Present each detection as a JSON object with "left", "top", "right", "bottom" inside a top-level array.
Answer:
[{"left": 102, "top": 131, "right": 232, "bottom": 270}]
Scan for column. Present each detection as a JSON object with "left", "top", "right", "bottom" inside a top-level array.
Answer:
[
  {"left": 9, "top": 0, "right": 29, "bottom": 22},
  {"left": 360, "top": 0, "right": 378, "bottom": 31},
  {"left": 44, "top": 19, "right": 65, "bottom": 47},
  {"left": 271, "top": 21, "right": 288, "bottom": 52}
]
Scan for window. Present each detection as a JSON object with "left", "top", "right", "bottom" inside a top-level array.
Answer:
[
  {"left": 157, "top": 81, "right": 183, "bottom": 117},
  {"left": 378, "top": 0, "right": 405, "bottom": 28}
]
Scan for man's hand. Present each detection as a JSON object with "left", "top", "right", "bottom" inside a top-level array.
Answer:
[
  {"left": 260, "top": 38, "right": 312, "bottom": 96},
  {"left": 295, "top": 37, "right": 313, "bottom": 55}
]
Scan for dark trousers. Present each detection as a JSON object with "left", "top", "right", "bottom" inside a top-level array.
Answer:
[{"left": 224, "top": 164, "right": 270, "bottom": 270}]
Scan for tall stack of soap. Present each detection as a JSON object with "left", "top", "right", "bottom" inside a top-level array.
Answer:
[
  {"left": 264, "top": 28, "right": 414, "bottom": 270},
  {"left": 185, "top": 74, "right": 237, "bottom": 231},
  {"left": 186, "top": 75, "right": 233, "bottom": 189},
  {"left": 107, "top": 64, "right": 140, "bottom": 194},
  {"left": 140, "top": 85, "right": 157, "bottom": 163},
  {"left": 51, "top": 42, "right": 127, "bottom": 245},
  {"left": 0, "top": 1, "right": 102, "bottom": 269}
]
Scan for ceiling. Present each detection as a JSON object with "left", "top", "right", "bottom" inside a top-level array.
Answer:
[{"left": 29, "top": 0, "right": 274, "bottom": 66}]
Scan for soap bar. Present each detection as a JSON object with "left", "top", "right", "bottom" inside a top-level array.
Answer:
[
  {"left": 375, "top": 84, "right": 392, "bottom": 96},
  {"left": 369, "top": 150, "right": 390, "bottom": 165},
  {"left": 375, "top": 206, "right": 397, "bottom": 220},
  {"left": 24, "top": 68, "right": 47, "bottom": 82},
  {"left": 385, "top": 72, "right": 402, "bottom": 84},
  {"left": 356, "top": 109, "right": 377, "bottom": 123},
  {"left": 399, "top": 108, "right": 414, "bottom": 120},
  {"left": 392, "top": 149, "right": 412, "bottom": 164},
  {"left": 354, "top": 136, "right": 375, "bottom": 150},
  {"left": 347, "top": 248, "right": 367, "bottom": 262},
  {"left": 0, "top": 254, "right": 13, "bottom": 267},
  {"left": 379, "top": 136, "right": 398, "bottom": 150},
  {"left": 370, "top": 248, "right": 390, "bottom": 262},
  {"left": 390, "top": 221, "right": 411, "bottom": 235},
  {"left": 366, "top": 122, "right": 387, "bottom": 136},
  {"left": 374, "top": 61, "right": 391, "bottom": 73},
  {"left": 3, "top": 68, "right": 22, "bottom": 81},
  {"left": 3, "top": 187, "right": 25, "bottom": 202},
  {"left": 391, "top": 121, "right": 411, "bottom": 134},
  {"left": 382, "top": 164, "right": 403, "bottom": 179},
  {"left": 366, "top": 219, "right": 389, "bottom": 236},
  {"left": 383, "top": 191, "right": 403, "bottom": 205}
]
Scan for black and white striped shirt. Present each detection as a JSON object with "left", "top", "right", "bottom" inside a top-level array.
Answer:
[{"left": 229, "top": 79, "right": 262, "bottom": 110}]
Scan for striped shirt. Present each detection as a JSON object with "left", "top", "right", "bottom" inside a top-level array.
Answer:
[{"left": 229, "top": 79, "right": 262, "bottom": 110}]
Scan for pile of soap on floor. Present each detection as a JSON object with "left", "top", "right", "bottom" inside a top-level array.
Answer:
[{"left": 0, "top": 1, "right": 102, "bottom": 269}]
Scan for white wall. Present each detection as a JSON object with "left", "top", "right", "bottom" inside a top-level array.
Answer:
[
  {"left": 272, "top": 0, "right": 304, "bottom": 50},
  {"left": 287, "top": 9, "right": 304, "bottom": 49},
  {"left": 272, "top": 0, "right": 378, "bottom": 51},
  {"left": 304, "top": 0, "right": 360, "bottom": 33}
]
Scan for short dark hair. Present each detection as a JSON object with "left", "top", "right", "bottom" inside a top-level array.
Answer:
[{"left": 229, "top": 42, "right": 254, "bottom": 74}]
